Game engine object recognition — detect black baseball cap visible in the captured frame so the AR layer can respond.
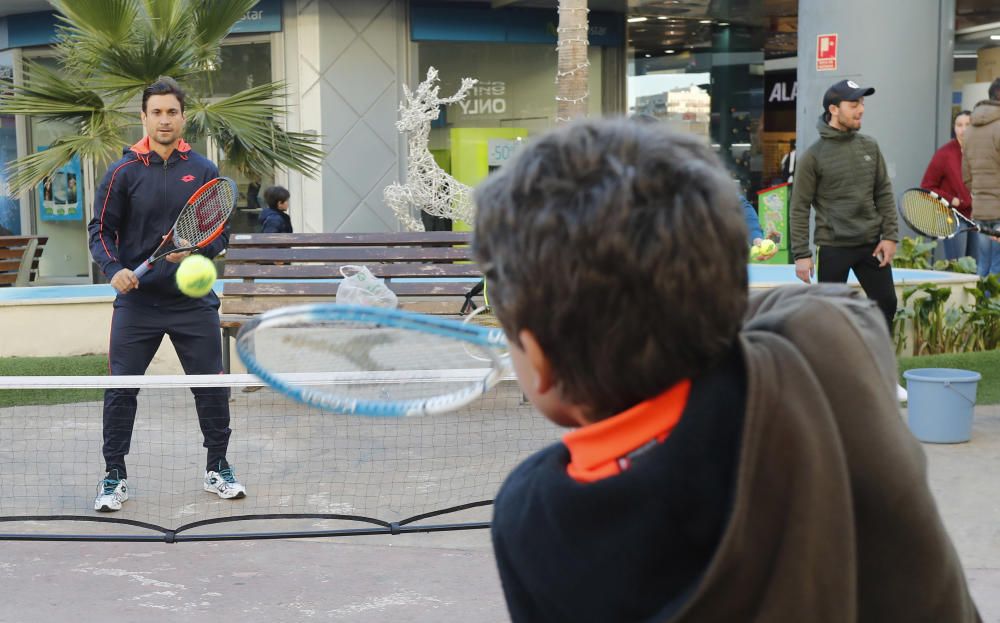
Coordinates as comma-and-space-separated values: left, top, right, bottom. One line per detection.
822, 79, 875, 110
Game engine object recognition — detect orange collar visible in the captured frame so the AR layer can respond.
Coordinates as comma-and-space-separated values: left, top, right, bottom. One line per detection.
564, 379, 691, 483
129, 136, 192, 156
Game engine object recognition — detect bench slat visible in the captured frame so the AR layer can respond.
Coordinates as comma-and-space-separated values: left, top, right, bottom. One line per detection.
223, 263, 481, 279
221, 299, 465, 316
229, 232, 471, 247
223, 281, 477, 297
224, 247, 473, 263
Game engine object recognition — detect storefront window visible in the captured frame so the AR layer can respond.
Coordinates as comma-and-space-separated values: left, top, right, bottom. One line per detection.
191, 39, 272, 98
415, 41, 604, 199
627, 17, 766, 198
192, 39, 275, 233
0, 50, 20, 236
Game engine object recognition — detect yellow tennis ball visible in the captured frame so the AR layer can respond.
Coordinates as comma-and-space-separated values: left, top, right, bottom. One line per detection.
759, 239, 777, 254
749, 244, 762, 259
176, 254, 217, 298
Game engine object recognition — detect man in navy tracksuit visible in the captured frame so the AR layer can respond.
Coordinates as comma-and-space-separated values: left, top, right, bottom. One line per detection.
87, 77, 246, 512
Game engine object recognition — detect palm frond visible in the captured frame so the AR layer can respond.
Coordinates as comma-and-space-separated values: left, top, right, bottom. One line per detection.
7, 0, 321, 189
139, 0, 189, 37
4, 120, 128, 196
190, 0, 259, 58
0, 60, 103, 122
50, 0, 142, 49
187, 84, 323, 178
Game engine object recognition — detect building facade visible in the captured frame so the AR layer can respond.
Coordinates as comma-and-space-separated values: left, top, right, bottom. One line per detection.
1, 0, 999, 282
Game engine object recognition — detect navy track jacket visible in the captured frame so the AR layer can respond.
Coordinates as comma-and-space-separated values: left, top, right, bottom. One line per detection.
88, 137, 227, 306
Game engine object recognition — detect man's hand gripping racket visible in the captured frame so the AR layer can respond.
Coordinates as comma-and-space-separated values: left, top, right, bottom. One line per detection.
118, 177, 237, 292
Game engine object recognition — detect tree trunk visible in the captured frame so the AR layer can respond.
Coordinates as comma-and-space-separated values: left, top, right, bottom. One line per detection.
556, 0, 590, 123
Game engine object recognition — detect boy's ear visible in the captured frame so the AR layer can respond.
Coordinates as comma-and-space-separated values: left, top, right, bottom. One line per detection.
518, 329, 555, 394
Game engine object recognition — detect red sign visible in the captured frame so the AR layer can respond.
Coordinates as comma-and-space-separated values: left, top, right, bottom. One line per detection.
817, 34, 838, 71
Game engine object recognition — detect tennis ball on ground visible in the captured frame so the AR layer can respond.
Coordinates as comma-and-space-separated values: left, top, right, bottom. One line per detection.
176, 254, 217, 297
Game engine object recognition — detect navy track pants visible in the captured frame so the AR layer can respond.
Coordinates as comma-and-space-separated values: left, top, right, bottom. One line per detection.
102, 301, 231, 478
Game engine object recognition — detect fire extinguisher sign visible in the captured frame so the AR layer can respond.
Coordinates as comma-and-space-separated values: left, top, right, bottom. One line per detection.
817, 34, 838, 71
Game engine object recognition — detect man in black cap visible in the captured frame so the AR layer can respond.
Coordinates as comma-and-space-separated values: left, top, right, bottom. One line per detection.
790, 79, 902, 399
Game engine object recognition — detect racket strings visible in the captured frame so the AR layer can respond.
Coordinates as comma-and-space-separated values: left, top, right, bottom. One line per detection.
245, 321, 498, 406
175, 181, 236, 244
900, 192, 957, 238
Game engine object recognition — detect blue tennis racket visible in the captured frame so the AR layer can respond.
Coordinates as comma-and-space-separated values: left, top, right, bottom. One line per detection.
236, 304, 511, 416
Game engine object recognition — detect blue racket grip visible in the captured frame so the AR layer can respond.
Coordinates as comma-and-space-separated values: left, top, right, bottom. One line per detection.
132, 261, 152, 279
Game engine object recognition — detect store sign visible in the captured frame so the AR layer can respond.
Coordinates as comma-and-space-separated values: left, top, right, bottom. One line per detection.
487, 138, 523, 167
816, 33, 838, 71
458, 81, 507, 116
766, 73, 797, 107
764, 70, 797, 132
231, 0, 283, 34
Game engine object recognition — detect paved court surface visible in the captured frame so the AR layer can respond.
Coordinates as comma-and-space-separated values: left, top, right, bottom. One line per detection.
0, 406, 998, 622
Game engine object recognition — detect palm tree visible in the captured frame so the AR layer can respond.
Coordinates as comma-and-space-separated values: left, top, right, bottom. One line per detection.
0, 0, 322, 196
555, 0, 590, 123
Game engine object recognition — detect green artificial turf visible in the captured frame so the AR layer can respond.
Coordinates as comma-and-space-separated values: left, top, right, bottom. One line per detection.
898, 350, 1000, 405
0, 355, 107, 407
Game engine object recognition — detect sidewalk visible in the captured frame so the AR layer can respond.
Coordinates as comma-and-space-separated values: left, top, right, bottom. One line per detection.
0, 407, 997, 623
925, 404, 1000, 622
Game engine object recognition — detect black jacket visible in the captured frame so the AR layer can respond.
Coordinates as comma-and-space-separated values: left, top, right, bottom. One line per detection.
258, 206, 293, 233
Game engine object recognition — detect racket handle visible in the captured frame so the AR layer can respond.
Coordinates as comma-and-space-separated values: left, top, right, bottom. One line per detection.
132, 262, 151, 279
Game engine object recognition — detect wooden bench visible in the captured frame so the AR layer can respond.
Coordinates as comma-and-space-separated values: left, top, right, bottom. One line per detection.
220, 231, 484, 372
0, 236, 47, 287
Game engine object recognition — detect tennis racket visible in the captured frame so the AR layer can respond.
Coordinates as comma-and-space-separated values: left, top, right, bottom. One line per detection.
131, 177, 237, 279
236, 304, 511, 417
898, 188, 1000, 239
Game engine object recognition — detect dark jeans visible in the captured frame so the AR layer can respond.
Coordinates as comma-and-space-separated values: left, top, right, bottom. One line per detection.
941, 230, 978, 263
103, 301, 231, 478
818, 243, 897, 334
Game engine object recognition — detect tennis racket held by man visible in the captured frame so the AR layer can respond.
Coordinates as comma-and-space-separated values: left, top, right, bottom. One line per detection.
898, 188, 1000, 240
130, 176, 237, 280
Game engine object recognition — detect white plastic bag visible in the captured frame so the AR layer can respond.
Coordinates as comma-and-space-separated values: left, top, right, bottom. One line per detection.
336, 265, 398, 308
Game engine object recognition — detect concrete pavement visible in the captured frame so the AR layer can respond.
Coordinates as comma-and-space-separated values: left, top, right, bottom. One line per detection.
0, 407, 997, 622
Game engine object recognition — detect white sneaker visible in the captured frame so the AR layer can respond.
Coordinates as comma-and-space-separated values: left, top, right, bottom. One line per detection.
897, 383, 908, 403
204, 466, 247, 499
94, 473, 129, 512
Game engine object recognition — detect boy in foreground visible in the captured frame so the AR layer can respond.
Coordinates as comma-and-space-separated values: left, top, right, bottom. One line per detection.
472, 118, 979, 622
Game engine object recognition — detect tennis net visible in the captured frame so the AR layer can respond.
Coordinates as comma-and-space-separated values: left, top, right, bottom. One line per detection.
0, 373, 559, 542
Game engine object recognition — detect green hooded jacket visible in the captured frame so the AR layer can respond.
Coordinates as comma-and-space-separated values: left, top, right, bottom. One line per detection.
790, 116, 899, 260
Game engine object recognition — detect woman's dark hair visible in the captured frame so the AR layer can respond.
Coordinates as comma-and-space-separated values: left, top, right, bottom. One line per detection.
952, 110, 972, 139
142, 76, 186, 113
473, 118, 749, 419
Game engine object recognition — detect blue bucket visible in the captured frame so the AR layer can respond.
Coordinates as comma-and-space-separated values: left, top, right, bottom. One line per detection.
902, 368, 981, 444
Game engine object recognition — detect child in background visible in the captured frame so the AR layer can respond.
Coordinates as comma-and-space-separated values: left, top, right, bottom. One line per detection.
258, 185, 293, 233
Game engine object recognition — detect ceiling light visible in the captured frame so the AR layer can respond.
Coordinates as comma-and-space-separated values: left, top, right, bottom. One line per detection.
665, 50, 677, 54
657, 16, 667, 20
628, 16, 648, 23
645, 53, 652, 58
991, 34, 1000, 40
699, 19, 713, 24
720, 22, 730, 26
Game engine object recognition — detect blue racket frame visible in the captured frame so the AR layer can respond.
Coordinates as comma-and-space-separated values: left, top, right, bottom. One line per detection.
236, 304, 510, 417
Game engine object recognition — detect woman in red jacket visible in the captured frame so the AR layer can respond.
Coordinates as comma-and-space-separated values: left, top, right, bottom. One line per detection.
921, 111, 974, 260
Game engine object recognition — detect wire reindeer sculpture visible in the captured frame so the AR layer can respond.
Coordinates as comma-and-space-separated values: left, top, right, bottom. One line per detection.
384, 67, 478, 231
